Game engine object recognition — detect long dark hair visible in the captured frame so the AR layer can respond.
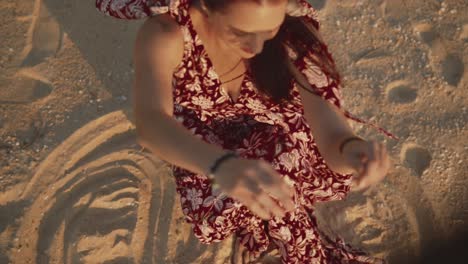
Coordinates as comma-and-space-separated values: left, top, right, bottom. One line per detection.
202, 0, 341, 105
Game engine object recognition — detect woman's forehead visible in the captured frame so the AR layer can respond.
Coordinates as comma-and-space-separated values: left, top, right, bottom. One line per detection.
221, 1, 287, 32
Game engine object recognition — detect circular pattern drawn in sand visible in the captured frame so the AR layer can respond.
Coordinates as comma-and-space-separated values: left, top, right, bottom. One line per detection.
0, 71, 53, 104
20, 1, 63, 67
9, 111, 232, 264
313, 184, 421, 262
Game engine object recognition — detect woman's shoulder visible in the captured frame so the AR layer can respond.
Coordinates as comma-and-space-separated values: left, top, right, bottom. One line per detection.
139, 13, 183, 40
135, 14, 185, 71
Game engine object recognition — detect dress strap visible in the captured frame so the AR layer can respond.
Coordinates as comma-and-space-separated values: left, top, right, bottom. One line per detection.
342, 110, 400, 140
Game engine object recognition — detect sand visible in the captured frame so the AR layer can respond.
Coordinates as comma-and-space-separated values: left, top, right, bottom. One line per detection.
0, 0, 466, 263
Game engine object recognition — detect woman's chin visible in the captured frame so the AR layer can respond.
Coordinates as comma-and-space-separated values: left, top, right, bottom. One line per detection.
239, 50, 257, 59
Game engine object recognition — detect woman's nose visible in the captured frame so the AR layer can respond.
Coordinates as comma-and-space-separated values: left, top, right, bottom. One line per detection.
247, 35, 264, 54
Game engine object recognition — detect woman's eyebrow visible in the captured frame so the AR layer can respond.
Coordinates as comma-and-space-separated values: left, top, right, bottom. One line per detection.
229, 24, 281, 34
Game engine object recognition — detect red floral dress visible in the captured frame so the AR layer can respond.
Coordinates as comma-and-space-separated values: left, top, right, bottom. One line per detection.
96, 0, 399, 263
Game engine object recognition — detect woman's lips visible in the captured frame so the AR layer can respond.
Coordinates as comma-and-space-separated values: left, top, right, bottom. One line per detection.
241, 47, 254, 54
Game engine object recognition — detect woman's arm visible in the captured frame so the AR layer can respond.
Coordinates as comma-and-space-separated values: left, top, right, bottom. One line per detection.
287, 59, 357, 175
288, 59, 392, 193
133, 15, 232, 176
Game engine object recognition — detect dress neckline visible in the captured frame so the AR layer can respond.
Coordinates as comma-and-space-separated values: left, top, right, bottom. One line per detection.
185, 4, 248, 105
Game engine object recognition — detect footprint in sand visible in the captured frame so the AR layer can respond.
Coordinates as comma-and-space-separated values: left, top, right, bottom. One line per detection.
6, 111, 231, 264
400, 142, 432, 177
0, 70, 53, 104
380, 0, 409, 26
19, 0, 62, 66
385, 80, 418, 104
440, 54, 464, 87
413, 23, 464, 87
352, 47, 393, 67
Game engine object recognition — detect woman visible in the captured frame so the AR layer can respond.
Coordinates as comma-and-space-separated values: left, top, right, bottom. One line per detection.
96, 0, 399, 263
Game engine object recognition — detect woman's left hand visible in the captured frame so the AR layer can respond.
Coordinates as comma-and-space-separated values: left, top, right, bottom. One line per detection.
341, 138, 392, 192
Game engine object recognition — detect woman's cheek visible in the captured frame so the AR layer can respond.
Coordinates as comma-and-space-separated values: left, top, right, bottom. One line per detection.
224, 33, 238, 42
226, 36, 242, 47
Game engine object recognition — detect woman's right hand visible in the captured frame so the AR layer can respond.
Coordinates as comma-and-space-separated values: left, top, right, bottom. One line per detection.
213, 157, 296, 220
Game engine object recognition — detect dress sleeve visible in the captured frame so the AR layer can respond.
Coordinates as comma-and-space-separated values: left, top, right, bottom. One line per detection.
95, 0, 153, 19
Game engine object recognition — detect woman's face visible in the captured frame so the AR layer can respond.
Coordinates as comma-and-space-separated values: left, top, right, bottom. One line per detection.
206, 0, 288, 58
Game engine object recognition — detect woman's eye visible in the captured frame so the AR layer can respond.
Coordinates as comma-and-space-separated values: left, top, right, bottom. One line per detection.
233, 31, 248, 37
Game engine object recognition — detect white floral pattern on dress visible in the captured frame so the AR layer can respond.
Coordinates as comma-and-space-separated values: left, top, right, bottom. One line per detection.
302, 56, 330, 88
186, 187, 203, 210
292, 131, 310, 142
191, 95, 214, 109
245, 98, 268, 113
279, 226, 292, 242
278, 148, 301, 173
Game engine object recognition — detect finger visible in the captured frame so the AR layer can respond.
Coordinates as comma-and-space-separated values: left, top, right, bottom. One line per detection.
242, 248, 250, 263
371, 143, 384, 180
383, 152, 392, 172
356, 155, 367, 176
245, 174, 288, 218
365, 155, 384, 187
364, 142, 380, 171
348, 152, 365, 175
247, 251, 254, 264
243, 247, 255, 264
360, 151, 369, 163
351, 178, 366, 192
356, 156, 370, 179
260, 168, 295, 211
379, 149, 391, 183
232, 236, 242, 264
377, 143, 385, 167
274, 180, 295, 212
356, 159, 373, 189
379, 144, 389, 175
363, 141, 374, 165
257, 190, 286, 218
351, 162, 364, 190
374, 141, 381, 163
369, 141, 377, 162
249, 200, 270, 220
351, 178, 359, 191
259, 172, 295, 211
382, 146, 392, 172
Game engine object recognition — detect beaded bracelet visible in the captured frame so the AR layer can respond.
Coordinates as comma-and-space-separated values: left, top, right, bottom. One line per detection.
207, 151, 239, 190
339, 136, 366, 154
